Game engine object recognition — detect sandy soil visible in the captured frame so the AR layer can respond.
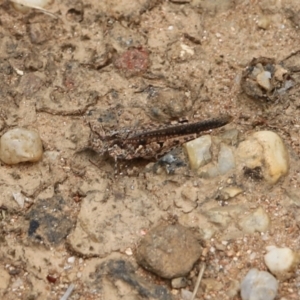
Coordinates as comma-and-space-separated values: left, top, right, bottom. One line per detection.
1, 0, 300, 299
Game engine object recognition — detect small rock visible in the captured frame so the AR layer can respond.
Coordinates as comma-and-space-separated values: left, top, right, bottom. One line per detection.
26, 196, 74, 246
226, 279, 240, 298
184, 135, 212, 170
114, 47, 149, 77
198, 162, 220, 178
264, 246, 300, 280
219, 186, 243, 200
274, 65, 288, 81
67, 256, 75, 264
92, 259, 173, 300
220, 129, 239, 145
136, 223, 202, 279
12, 191, 25, 208
202, 278, 223, 291
205, 205, 246, 228
171, 277, 188, 289
256, 71, 272, 90
239, 207, 270, 233
125, 248, 133, 256
236, 131, 289, 184
240, 268, 278, 300
257, 15, 271, 29
217, 143, 235, 175
0, 128, 43, 164
12, 0, 51, 13
181, 289, 193, 300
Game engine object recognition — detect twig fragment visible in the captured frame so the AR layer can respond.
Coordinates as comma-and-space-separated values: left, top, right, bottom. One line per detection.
190, 263, 206, 300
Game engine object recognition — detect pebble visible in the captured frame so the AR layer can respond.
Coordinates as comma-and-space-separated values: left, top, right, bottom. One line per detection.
217, 143, 235, 175
220, 128, 239, 145
125, 248, 133, 256
256, 71, 272, 90
219, 186, 243, 200
12, 0, 51, 13
12, 192, 25, 208
257, 15, 271, 30
239, 207, 270, 233
67, 256, 75, 264
184, 135, 212, 170
171, 277, 188, 289
136, 223, 202, 279
274, 65, 288, 81
240, 268, 278, 300
181, 289, 193, 300
0, 128, 43, 164
264, 246, 300, 280
198, 162, 220, 178
236, 131, 289, 184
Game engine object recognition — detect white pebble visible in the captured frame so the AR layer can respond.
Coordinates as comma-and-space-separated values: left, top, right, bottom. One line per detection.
125, 248, 133, 256
67, 256, 75, 264
0, 128, 43, 164
264, 246, 300, 279
240, 268, 278, 300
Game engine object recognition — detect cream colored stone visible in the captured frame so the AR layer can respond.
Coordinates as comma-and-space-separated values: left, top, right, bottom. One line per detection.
12, 0, 52, 13
256, 71, 272, 90
274, 65, 288, 81
220, 186, 243, 199
239, 207, 270, 233
236, 131, 289, 184
0, 128, 43, 164
264, 246, 300, 280
184, 135, 212, 170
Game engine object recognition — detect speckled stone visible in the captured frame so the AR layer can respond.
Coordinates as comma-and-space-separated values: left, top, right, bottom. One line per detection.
136, 223, 202, 279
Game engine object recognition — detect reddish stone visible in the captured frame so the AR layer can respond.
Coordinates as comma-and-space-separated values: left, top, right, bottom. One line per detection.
114, 47, 149, 77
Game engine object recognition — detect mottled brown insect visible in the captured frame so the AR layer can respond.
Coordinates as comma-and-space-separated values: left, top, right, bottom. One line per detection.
88, 115, 233, 163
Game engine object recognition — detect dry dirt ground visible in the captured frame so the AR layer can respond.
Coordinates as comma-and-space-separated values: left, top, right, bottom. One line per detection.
1, 0, 300, 299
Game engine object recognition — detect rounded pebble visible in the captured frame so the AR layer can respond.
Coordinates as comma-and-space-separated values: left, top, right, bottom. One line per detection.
136, 223, 202, 279
171, 277, 188, 289
67, 256, 75, 264
264, 246, 300, 280
240, 268, 278, 300
0, 128, 43, 164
